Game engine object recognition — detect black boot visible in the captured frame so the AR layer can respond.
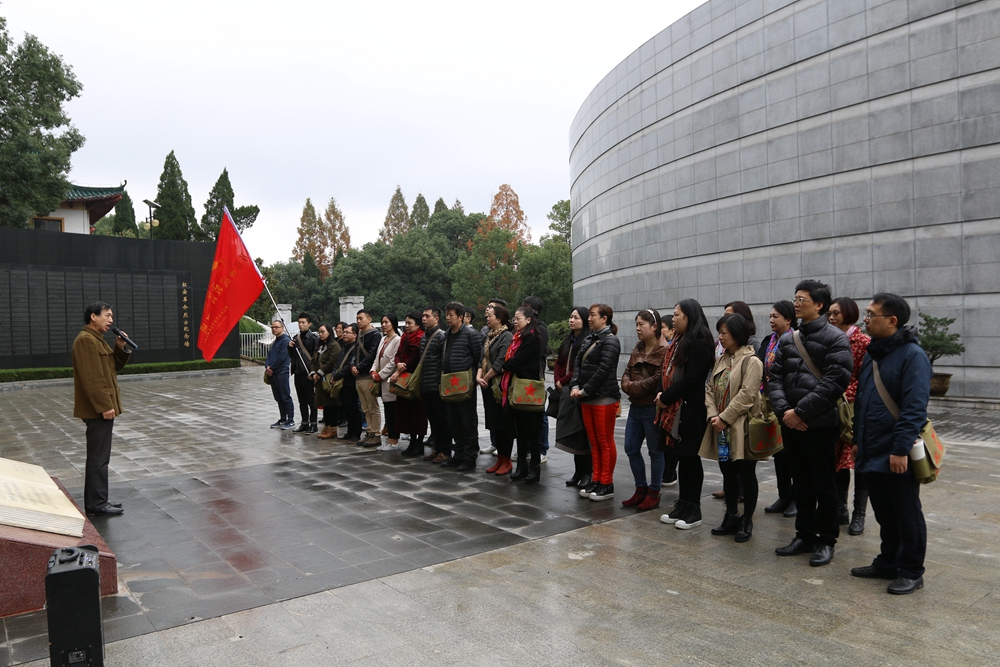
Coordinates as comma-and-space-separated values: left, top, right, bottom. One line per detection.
525, 465, 541, 484
401, 437, 423, 457
510, 457, 529, 481
565, 472, 582, 487
711, 513, 742, 535
838, 503, 850, 526
308, 422, 319, 434
764, 497, 791, 514
575, 473, 592, 489
735, 516, 754, 543
849, 509, 866, 535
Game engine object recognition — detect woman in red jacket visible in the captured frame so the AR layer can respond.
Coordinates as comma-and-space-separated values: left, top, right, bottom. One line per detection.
388, 311, 427, 457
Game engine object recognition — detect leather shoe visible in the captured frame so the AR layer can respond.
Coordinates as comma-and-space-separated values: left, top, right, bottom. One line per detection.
887, 576, 924, 595
764, 497, 792, 514
851, 564, 898, 579
809, 545, 834, 567
107, 502, 123, 508
86, 505, 124, 517
440, 458, 461, 468
783, 501, 798, 517
455, 461, 476, 472
775, 537, 815, 556
431, 453, 449, 463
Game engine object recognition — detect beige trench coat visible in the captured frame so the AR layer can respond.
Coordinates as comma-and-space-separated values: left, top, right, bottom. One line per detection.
698, 346, 763, 461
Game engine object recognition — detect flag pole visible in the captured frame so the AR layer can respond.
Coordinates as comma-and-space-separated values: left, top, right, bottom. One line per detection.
260, 273, 310, 372
226, 205, 309, 372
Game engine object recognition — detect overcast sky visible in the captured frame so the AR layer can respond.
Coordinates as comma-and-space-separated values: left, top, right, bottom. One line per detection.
5, 0, 704, 264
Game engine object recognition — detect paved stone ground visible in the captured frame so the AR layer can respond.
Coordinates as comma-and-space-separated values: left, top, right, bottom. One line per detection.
1, 371, 998, 666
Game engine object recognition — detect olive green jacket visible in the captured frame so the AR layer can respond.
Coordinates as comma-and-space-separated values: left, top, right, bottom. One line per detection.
72, 326, 131, 419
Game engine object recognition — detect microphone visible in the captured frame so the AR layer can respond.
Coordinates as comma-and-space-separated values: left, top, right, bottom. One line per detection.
110, 326, 139, 351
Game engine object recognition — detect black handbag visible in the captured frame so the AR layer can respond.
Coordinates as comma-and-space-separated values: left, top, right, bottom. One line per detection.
545, 386, 560, 417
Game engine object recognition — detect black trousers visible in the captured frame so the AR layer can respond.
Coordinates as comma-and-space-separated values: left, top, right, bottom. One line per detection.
447, 393, 479, 464
782, 425, 840, 546
294, 374, 317, 424
772, 449, 795, 500
864, 471, 927, 578
512, 410, 542, 466
322, 404, 340, 427
424, 393, 452, 457
340, 383, 363, 438
720, 459, 758, 517
83, 417, 114, 512
384, 401, 399, 440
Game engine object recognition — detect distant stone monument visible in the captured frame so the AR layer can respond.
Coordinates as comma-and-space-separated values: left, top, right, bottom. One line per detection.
273, 304, 292, 330
340, 296, 364, 325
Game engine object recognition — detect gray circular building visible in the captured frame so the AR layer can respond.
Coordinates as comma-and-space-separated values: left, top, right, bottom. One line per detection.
569, 0, 1000, 399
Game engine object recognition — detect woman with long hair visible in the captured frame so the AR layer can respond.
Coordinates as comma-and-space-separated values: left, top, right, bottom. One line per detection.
701, 314, 765, 542
657, 299, 716, 529
571, 304, 622, 502
477, 304, 514, 476
388, 311, 427, 457
502, 306, 545, 483
759, 300, 797, 516
372, 314, 401, 451
310, 323, 342, 440
620, 309, 668, 510
554, 306, 591, 488
827, 296, 871, 535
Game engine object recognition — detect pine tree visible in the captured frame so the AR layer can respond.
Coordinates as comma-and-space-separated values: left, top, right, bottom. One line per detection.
292, 198, 322, 266
452, 199, 465, 214
321, 196, 351, 277
488, 184, 530, 245
198, 168, 260, 241
155, 150, 197, 240
378, 185, 410, 245
433, 197, 449, 216
545, 199, 571, 244
410, 193, 430, 228
112, 190, 137, 236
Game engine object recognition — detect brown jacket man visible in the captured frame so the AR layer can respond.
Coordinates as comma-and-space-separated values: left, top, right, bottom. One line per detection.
72, 302, 131, 515
73, 326, 130, 419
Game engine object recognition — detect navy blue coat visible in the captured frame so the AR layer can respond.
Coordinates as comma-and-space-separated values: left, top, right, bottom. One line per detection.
266, 333, 290, 374
853, 327, 932, 474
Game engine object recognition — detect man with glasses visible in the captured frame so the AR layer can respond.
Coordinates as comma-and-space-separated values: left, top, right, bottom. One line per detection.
266, 320, 295, 429
768, 280, 853, 566
850, 294, 931, 595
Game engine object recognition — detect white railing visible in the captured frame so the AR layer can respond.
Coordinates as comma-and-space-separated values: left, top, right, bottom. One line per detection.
240, 332, 273, 359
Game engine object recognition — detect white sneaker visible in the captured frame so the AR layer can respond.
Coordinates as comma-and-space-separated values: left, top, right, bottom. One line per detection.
540, 454, 548, 463
510, 451, 517, 461
377, 442, 399, 451
480, 445, 497, 455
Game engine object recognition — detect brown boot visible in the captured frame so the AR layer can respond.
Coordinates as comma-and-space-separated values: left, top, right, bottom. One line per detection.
621, 486, 649, 508
317, 426, 335, 440
494, 456, 512, 476
485, 457, 502, 474
636, 489, 661, 511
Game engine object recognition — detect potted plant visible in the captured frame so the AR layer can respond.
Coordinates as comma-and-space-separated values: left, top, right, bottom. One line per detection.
917, 313, 966, 396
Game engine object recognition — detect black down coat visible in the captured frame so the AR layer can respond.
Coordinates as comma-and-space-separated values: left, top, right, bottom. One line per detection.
767, 315, 853, 429
571, 327, 622, 401
418, 326, 447, 396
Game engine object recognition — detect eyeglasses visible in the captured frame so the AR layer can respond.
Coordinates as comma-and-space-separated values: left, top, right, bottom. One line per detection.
792, 297, 813, 304
863, 312, 889, 320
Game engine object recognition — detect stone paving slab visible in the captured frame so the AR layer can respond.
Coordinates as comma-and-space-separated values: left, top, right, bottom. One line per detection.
1, 373, 998, 666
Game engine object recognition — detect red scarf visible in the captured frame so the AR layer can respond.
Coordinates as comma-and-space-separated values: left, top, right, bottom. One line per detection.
500, 330, 524, 407
654, 332, 682, 441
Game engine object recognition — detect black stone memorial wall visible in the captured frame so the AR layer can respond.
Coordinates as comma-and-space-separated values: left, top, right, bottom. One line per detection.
0, 227, 239, 369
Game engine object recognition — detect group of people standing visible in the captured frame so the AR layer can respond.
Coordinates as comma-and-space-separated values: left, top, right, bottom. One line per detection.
264, 280, 933, 596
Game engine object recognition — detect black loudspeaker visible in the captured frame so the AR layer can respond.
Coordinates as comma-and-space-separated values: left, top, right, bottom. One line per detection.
45, 546, 104, 667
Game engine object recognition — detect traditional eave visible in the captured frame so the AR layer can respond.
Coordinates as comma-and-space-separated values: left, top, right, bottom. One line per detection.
62, 183, 126, 224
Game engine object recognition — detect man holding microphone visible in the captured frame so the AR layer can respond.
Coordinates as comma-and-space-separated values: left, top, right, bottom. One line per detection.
72, 302, 132, 517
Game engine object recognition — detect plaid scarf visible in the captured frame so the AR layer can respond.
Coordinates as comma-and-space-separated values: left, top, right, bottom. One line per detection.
500, 329, 524, 407
654, 332, 682, 442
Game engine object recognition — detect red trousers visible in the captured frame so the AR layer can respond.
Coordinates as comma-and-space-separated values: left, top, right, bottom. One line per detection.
581, 402, 618, 485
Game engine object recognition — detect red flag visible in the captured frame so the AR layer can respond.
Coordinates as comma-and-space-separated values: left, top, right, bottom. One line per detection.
198, 208, 265, 361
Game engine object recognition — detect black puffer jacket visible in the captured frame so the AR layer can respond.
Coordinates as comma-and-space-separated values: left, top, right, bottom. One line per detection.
442, 326, 483, 374
418, 326, 447, 395
571, 327, 621, 401
768, 315, 853, 428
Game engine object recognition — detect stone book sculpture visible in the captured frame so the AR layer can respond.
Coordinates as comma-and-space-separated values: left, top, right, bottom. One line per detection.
0, 458, 85, 538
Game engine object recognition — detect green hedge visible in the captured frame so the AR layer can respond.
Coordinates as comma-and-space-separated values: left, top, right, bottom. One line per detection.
0, 359, 241, 383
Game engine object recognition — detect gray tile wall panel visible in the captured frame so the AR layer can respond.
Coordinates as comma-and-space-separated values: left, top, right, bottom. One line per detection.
569, 0, 1000, 396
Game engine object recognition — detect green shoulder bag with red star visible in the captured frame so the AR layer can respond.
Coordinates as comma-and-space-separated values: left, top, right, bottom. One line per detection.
439, 335, 475, 402
508, 376, 546, 412
747, 396, 783, 460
